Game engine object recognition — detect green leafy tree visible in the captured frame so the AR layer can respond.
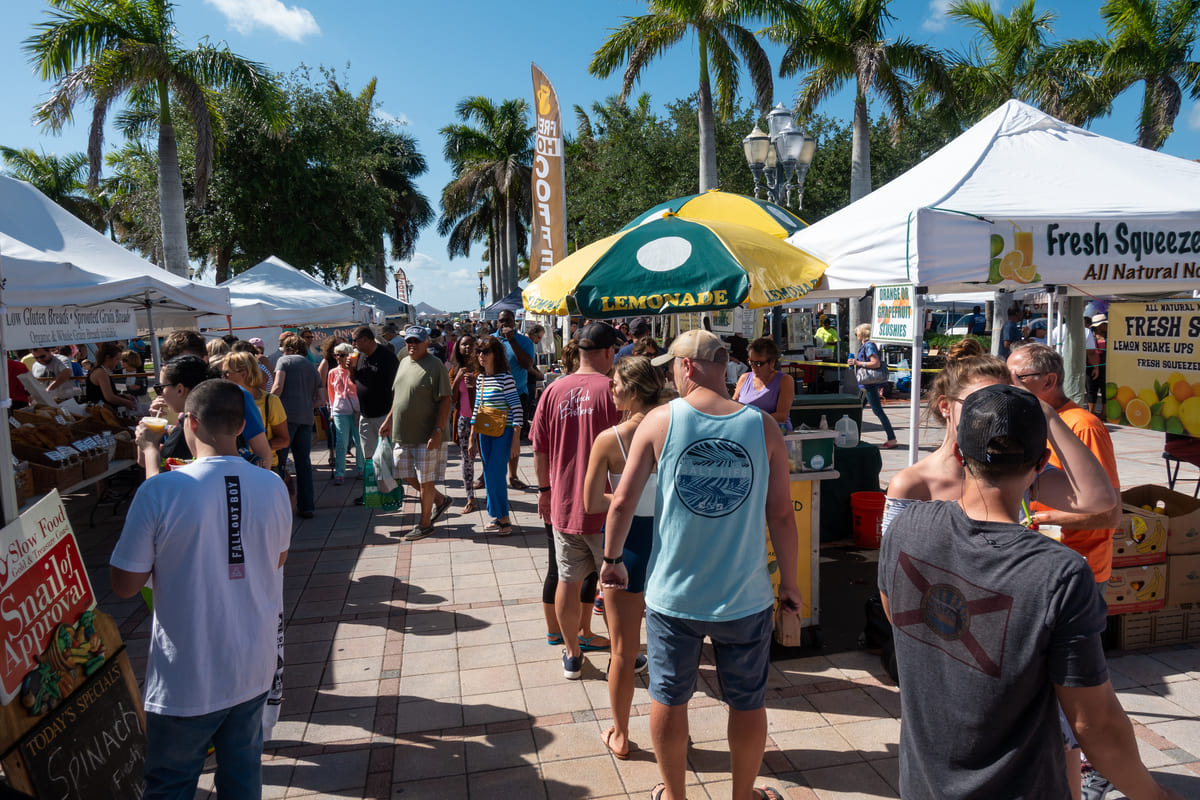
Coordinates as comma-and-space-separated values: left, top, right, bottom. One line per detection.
24, 0, 286, 277
1095, 0, 1200, 149
589, 0, 788, 193
439, 97, 533, 301
768, 0, 949, 201
0, 145, 104, 231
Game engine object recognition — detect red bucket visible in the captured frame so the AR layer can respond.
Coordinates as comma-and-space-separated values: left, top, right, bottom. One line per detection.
851, 491, 887, 548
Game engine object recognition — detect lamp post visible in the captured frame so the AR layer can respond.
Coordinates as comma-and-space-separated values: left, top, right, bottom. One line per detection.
742, 103, 816, 209
478, 270, 487, 313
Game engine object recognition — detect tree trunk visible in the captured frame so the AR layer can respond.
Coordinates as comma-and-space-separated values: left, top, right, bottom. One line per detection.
697, 33, 718, 193
850, 94, 872, 202
214, 243, 233, 285
157, 123, 191, 277
367, 238, 387, 290
504, 194, 518, 299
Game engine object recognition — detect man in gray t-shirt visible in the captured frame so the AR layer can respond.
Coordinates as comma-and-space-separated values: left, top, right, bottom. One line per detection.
272, 335, 321, 517
880, 385, 1178, 800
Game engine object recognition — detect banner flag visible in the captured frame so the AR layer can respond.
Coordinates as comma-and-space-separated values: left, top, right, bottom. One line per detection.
531, 63, 566, 282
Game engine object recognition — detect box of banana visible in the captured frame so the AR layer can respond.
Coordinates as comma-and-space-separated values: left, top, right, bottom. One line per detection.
1114, 505, 1169, 566
1105, 563, 1167, 615
1122, 485, 1200, 556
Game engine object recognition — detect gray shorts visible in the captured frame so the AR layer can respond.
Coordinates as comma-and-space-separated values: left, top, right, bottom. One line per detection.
553, 528, 604, 583
393, 442, 446, 484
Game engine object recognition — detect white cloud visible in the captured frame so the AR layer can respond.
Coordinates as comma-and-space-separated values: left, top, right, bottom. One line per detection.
922, 0, 953, 32
396, 254, 484, 311
1188, 103, 1200, 131
205, 0, 320, 42
374, 108, 410, 127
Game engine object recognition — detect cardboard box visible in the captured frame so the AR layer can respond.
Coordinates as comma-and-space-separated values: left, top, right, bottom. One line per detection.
1121, 485, 1200, 555
1105, 563, 1167, 615
1113, 505, 1169, 566
1167, 554, 1200, 608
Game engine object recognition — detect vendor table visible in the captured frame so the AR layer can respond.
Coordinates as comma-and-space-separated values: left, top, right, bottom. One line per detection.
790, 393, 863, 431
769, 469, 837, 647
20, 459, 138, 525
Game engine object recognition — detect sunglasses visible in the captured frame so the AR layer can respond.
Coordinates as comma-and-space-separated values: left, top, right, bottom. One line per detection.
153, 382, 179, 393
749, 360, 770, 367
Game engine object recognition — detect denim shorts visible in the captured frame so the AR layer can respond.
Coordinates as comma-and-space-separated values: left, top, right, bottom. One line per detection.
644, 605, 773, 711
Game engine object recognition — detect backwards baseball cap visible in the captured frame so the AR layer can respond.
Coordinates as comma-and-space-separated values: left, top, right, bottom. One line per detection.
651, 329, 728, 367
248, 337, 264, 349
957, 384, 1047, 466
577, 322, 618, 351
403, 325, 430, 342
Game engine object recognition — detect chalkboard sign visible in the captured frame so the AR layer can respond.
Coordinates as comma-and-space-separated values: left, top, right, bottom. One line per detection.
15, 657, 144, 799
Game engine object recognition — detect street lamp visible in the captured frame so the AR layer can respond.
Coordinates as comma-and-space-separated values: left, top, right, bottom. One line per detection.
742, 103, 816, 208
478, 270, 487, 312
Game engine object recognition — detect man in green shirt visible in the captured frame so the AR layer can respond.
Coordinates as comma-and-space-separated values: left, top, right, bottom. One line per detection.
814, 315, 838, 346
380, 326, 454, 541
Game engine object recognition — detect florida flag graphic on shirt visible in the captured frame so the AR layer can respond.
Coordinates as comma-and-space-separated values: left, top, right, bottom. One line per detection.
889, 551, 1014, 678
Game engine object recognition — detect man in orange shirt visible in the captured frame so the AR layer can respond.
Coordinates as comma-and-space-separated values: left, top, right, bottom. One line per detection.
1008, 342, 1122, 800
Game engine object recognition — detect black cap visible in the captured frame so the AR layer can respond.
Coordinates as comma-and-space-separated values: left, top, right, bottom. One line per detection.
577, 322, 618, 351
957, 385, 1047, 466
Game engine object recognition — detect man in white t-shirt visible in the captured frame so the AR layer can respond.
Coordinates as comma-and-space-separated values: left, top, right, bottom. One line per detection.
29, 347, 77, 401
110, 379, 290, 799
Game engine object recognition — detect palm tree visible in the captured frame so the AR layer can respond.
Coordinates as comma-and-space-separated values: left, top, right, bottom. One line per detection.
24, 0, 286, 277
589, 0, 785, 192
768, 0, 948, 201
0, 145, 104, 231
1093, 0, 1200, 150
438, 97, 533, 300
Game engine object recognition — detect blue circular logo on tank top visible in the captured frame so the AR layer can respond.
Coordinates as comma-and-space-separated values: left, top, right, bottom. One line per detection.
673, 438, 754, 518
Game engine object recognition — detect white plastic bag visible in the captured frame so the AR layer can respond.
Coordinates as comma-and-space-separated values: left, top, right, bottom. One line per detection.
373, 437, 398, 493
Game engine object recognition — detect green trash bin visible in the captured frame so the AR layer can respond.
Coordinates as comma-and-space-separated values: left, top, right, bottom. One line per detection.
790, 393, 862, 432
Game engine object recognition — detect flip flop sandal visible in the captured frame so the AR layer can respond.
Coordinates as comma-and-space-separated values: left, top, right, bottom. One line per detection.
462, 499, 477, 514
649, 783, 671, 800
546, 632, 564, 646
753, 788, 783, 800
578, 634, 610, 651
602, 726, 632, 760
494, 524, 513, 537
509, 477, 529, 490
484, 519, 504, 531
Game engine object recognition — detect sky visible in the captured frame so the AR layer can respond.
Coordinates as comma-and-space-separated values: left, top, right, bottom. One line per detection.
2, 0, 1198, 314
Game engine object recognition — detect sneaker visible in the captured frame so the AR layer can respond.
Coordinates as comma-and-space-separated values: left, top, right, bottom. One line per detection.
332, 476, 344, 486
1080, 768, 1113, 800
634, 654, 648, 674
562, 649, 582, 680
404, 525, 435, 542
593, 596, 605, 615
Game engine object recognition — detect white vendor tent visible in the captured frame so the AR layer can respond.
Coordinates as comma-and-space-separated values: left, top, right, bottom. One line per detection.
789, 100, 1200, 297
341, 282, 411, 320
0, 174, 232, 327
196, 256, 379, 330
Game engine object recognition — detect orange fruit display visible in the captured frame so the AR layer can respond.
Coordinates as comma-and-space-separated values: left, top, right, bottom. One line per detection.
1125, 398, 1152, 428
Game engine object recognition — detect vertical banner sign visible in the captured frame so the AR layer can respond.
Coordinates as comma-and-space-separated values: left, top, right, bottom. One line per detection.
0, 492, 97, 704
871, 284, 916, 343
531, 63, 566, 282
1106, 301, 1200, 435
394, 267, 409, 303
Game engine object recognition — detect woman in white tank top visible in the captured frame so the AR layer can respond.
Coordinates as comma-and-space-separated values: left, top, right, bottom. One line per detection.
583, 356, 667, 760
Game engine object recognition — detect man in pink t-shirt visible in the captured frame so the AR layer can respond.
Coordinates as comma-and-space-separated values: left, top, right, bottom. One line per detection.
533, 322, 621, 679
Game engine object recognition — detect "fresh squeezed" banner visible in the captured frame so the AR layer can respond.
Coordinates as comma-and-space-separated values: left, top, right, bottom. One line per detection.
1104, 301, 1200, 436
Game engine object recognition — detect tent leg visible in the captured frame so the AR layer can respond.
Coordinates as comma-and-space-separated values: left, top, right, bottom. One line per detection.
0, 257, 19, 523
908, 290, 925, 466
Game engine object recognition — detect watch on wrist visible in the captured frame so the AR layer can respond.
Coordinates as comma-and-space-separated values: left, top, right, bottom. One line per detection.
539, 486, 551, 493
603, 555, 623, 565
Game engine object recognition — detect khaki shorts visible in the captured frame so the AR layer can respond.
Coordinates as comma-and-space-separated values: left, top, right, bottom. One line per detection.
393, 442, 447, 484
553, 528, 604, 583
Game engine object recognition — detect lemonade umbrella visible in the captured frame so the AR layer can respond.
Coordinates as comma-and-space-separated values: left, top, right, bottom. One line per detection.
522, 212, 826, 318
621, 189, 807, 240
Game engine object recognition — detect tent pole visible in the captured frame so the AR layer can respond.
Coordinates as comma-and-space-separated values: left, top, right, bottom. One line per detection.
0, 253, 20, 524
145, 296, 163, 377
908, 289, 925, 466
228, 315, 234, 335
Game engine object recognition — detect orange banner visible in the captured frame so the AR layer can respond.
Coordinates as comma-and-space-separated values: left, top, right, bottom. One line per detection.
530, 63, 566, 282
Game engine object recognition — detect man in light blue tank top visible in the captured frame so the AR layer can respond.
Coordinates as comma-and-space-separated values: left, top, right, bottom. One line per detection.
600, 329, 802, 800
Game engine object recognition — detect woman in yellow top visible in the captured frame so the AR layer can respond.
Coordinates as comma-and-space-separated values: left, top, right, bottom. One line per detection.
222, 351, 290, 467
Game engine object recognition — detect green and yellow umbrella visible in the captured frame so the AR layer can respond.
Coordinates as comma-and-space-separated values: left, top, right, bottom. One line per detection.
621, 189, 808, 239
523, 212, 826, 319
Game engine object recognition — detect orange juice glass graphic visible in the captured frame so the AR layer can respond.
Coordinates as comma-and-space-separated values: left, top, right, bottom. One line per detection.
1014, 231, 1033, 264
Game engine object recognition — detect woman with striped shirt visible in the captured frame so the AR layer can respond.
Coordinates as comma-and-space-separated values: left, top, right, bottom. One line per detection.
469, 336, 523, 536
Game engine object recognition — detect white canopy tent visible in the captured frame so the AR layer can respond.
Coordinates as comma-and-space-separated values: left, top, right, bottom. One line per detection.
786, 100, 1200, 461
195, 256, 379, 330
0, 174, 235, 523
0, 174, 232, 330
789, 100, 1200, 297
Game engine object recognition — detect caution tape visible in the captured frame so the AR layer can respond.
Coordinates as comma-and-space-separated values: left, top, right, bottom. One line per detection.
784, 360, 944, 374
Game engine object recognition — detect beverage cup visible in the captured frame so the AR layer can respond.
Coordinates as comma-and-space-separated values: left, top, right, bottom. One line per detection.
142, 416, 169, 441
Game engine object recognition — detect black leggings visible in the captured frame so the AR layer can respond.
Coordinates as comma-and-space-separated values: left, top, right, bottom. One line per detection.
542, 523, 598, 605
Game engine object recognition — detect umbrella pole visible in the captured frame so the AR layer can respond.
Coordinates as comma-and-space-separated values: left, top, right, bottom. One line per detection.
146, 296, 163, 376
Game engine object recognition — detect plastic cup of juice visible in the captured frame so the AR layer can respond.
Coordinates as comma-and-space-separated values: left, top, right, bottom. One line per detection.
1014, 230, 1033, 263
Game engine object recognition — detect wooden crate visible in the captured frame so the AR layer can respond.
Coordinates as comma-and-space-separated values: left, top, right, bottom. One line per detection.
1110, 608, 1191, 650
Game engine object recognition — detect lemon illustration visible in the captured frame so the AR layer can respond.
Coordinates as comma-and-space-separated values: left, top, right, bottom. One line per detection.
1138, 388, 1159, 408
1125, 398, 1152, 428
1160, 395, 1181, 420
1180, 396, 1200, 435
